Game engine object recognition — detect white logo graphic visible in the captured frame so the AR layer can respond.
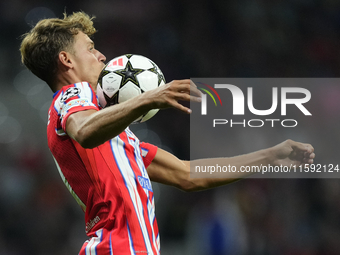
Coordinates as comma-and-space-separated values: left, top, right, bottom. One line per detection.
60, 87, 81, 102
199, 83, 312, 128
201, 85, 311, 116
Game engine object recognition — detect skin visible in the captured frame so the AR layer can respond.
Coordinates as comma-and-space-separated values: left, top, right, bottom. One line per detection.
56, 31, 106, 92
56, 31, 315, 192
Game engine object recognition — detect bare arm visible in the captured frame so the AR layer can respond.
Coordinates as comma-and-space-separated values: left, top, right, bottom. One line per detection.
65, 79, 201, 148
147, 139, 315, 192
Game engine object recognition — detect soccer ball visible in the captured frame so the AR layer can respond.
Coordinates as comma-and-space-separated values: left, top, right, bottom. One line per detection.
97, 54, 166, 123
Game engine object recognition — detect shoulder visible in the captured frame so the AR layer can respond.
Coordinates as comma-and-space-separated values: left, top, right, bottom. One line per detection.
57, 82, 96, 102
53, 82, 98, 109
51, 82, 99, 127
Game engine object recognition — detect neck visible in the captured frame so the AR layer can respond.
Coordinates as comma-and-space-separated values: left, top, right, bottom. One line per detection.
54, 72, 82, 92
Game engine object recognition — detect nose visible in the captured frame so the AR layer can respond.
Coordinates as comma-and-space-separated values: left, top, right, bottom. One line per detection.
96, 50, 106, 63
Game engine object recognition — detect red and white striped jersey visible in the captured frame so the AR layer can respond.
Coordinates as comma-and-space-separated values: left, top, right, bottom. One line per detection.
47, 82, 160, 255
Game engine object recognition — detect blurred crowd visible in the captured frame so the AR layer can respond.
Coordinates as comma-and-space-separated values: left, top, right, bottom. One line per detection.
1, 0, 340, 254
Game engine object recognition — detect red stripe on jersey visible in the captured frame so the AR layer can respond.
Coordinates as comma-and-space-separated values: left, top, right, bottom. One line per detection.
140, 142, 157, 169
72, 141, 103, 196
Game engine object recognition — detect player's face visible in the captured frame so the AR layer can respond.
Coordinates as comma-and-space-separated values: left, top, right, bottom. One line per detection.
70, 31, 106, 91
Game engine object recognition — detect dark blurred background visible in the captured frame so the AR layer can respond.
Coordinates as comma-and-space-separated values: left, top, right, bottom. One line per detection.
1, 0, 340, 254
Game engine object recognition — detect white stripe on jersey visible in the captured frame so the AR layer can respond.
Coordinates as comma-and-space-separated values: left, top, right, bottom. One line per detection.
52, 156, 86, 212
85, 238, 95, 255
147, 196, 159, 254
74, 82, 94, 100
156, 233, 160, 253
125, 128, 150, 183
109, 231, 114, 255
85, 229, 103, 255
110, 134, 154, 254
125, 128, 158, 253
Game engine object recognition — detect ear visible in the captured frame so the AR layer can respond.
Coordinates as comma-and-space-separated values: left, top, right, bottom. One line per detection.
58, 51, 73, 69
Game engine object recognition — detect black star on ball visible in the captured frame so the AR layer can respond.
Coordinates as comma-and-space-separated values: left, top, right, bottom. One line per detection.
104, 92, 119, 106
115, 61, 144, 88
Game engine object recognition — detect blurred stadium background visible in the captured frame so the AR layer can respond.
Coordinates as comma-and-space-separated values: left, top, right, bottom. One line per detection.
1, 0, 340, 254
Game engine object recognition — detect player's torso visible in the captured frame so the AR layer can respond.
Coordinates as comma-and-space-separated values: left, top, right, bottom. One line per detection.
94, 128, 159, 252
47, 83, 159, 253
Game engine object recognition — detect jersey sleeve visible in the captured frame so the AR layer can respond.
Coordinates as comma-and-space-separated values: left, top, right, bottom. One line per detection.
140, 142, 158, 168
54, 82, 99, 131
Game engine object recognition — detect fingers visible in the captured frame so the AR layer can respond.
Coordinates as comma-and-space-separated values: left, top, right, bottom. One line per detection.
304, 151, 315, 159
301, 145, 315, 164
301, 153, 314, 164
289, 139, 315, 164
302, 151, 315, 164
170, 80, 202, 98
174, 103, 192, 114
289, 139, 314, 152
161, 80, 201, 113
172, 91, 201, 103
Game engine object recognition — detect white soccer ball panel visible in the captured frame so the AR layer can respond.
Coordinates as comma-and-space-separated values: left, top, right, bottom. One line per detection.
119, 82, 141, 103
105, 55, 129, 72
130, 55, 153, 69
137, 71, 159, 91
102, 72, 122, 98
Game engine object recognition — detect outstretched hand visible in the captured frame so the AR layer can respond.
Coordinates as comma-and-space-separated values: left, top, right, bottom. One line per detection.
143, 79, 202, 114
270, 139, 315, 167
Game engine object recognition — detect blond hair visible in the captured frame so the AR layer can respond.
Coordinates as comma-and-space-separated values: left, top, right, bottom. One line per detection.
20, 12, 96, 90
